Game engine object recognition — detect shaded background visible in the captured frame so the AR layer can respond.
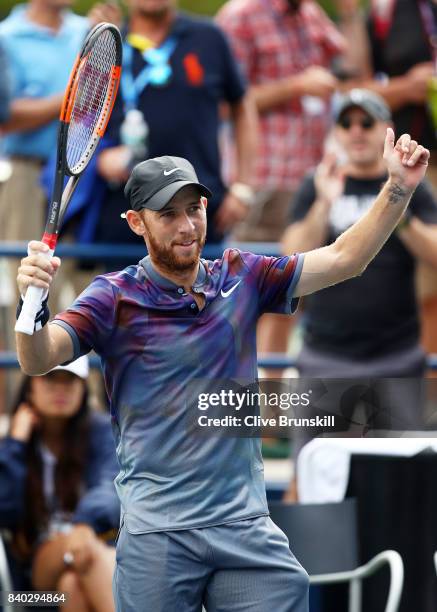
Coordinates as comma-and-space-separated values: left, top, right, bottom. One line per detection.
0, 0, 339, 20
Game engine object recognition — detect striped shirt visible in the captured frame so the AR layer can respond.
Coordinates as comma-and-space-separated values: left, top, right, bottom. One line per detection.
217, 0, 345, 189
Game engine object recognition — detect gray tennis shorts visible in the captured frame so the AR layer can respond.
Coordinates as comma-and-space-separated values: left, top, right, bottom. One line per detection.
113, 514, 309, 612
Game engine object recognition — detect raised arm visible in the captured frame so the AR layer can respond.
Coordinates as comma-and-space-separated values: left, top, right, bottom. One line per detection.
15, 241, 74, 375
293, 129, 430, 297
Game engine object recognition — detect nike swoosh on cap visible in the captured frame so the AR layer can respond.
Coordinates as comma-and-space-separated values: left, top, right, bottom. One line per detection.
163, 168, 180, 176
221, 280, 241, 298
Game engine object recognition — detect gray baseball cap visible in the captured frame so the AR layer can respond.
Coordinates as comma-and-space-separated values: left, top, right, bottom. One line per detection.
334, 89, 391, 123
124, 156, 212, 212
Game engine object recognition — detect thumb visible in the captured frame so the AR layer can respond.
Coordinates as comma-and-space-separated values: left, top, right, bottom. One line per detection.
384, 127, 395, 158
27, 240, 50, 257
51, 256, 61, 271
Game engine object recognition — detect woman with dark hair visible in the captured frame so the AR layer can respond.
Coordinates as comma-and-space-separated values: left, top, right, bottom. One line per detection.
0, 357, 120, 611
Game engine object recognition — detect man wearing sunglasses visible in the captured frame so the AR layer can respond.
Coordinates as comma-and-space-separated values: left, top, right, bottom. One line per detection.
282, 88, 437, 476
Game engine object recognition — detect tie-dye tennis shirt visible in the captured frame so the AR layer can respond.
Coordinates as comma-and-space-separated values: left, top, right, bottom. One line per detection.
53, 249, 304, 533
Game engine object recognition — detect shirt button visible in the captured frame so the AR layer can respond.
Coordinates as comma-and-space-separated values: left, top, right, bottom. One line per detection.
190, 303, 197, 309
177, 288, 184, 294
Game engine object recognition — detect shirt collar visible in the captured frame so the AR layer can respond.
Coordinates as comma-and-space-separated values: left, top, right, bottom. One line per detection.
121, 11, 191, 41
140, 255, 207, 292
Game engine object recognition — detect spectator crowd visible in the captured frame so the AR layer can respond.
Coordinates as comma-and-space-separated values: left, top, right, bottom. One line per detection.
2, 0, 437, 605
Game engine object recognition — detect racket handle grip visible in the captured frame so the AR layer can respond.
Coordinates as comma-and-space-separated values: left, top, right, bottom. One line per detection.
15, 248, 53, 336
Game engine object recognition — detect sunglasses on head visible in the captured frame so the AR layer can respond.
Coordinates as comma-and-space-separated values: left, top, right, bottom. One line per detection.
338, 116, 376, 130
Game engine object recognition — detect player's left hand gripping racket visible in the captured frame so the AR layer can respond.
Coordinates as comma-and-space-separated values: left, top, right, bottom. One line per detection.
15, 22, 122, 335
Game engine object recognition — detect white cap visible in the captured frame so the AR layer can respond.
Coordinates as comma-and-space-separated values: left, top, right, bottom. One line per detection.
51, 356, 89, 380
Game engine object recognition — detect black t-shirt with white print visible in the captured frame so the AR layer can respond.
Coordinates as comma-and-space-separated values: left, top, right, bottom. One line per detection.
289, 173, 437, 358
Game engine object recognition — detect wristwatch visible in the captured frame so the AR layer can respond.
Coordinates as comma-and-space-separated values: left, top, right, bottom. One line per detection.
229, 182, 256, 207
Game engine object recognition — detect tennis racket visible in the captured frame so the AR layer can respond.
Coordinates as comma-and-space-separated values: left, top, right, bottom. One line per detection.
16, 22, 122, 335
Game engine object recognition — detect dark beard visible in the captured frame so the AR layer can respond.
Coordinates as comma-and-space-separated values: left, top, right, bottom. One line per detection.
146, 228, 206, 273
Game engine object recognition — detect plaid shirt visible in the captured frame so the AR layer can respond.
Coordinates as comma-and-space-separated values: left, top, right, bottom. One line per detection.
217, 0, 345, 189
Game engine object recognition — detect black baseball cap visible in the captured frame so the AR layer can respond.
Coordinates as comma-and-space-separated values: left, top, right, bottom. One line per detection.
333, 89, 391, 123
124, 156, 212, 212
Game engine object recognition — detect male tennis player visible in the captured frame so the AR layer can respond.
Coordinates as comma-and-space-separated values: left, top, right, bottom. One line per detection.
16, 128, 428, 612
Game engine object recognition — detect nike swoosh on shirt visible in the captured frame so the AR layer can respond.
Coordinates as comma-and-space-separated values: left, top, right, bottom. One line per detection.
221, 280, 241, 298
163, 168, 180, 176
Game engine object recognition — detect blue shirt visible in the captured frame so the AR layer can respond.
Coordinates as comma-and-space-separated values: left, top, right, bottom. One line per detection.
0, 41, 11, 123
100, 13, 246, 245
0, 6, 89, 159
0, 411, 120, 534
53, 249, 304, 533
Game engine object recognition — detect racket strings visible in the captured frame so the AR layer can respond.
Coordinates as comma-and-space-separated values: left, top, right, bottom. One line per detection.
67, 30, 118, 174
